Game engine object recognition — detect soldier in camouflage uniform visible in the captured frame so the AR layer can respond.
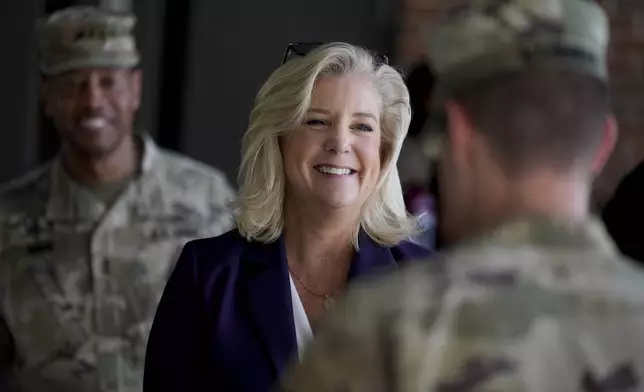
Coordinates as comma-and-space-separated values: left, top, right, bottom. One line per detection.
278, 0, 644, 391
0, 6, 235, 392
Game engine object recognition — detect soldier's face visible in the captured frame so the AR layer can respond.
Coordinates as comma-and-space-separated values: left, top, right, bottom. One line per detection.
43, 68, 142, 158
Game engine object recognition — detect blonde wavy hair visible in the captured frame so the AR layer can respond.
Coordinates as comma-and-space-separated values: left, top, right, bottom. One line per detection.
234, 42, 417, 248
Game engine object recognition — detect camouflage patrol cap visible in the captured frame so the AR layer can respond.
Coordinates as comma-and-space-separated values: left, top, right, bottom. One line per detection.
419, 0, 610, 159
37, 6, 140, 75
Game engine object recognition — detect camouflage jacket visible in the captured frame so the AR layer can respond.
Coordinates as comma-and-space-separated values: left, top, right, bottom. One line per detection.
0, 135, 235, 392
279, 216, 644, 392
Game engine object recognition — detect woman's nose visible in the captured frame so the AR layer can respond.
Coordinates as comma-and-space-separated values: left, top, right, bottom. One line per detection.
323, 125, 351, 154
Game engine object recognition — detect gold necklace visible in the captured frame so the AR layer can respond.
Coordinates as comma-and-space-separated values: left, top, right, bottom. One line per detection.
289, 268, 345, 310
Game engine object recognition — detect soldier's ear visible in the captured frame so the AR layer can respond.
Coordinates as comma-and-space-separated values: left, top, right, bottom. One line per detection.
591, 114, 618, 176
445, 100, 477, 168
129, 69, 143, 110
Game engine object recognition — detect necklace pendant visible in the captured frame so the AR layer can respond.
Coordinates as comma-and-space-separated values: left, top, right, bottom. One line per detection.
323, 295, 335, 310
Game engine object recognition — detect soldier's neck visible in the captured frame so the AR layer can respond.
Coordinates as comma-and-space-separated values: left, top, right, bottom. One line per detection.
62, 136, 141, 186
482, 171, 591, 234
509, 170, 590, 220
448, 171, 591, 247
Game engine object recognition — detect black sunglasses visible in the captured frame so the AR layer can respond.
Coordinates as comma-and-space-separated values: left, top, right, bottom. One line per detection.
280, 42, 389, 66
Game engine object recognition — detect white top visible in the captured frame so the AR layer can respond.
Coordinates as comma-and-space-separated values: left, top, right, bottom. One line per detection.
289, 274, 313, 359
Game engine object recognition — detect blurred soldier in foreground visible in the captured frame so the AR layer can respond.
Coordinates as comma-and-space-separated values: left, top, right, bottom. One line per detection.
0, 6, 234, 392
278, 0, 644, 391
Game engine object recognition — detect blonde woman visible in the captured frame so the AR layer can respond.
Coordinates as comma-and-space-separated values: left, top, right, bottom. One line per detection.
143, 42, 431, 392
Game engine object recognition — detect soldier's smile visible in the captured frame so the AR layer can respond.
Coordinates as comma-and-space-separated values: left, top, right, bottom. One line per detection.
79, 116, 109, 131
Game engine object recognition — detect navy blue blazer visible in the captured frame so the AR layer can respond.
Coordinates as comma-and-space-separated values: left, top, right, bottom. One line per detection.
143, 229, 430, 392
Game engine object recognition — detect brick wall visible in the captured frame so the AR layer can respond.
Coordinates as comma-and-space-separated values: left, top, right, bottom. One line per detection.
396, 0, 644, 206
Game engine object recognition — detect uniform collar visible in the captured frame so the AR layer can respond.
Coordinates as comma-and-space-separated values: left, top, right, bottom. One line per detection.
475, 215, 615, 253
449, 214, 619, 266
45, 133, 161, 221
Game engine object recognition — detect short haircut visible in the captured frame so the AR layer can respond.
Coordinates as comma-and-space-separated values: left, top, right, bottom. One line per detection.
234, 42, 417, 248
452, 69, 609, 174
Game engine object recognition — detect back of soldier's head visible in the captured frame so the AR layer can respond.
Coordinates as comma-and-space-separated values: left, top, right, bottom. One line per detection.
423, 0, 612, 175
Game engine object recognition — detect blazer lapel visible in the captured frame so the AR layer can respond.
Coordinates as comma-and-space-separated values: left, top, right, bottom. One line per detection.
242, 237, 297, 376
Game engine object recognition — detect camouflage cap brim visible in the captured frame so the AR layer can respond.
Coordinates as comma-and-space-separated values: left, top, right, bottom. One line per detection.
40, 54, 140, 75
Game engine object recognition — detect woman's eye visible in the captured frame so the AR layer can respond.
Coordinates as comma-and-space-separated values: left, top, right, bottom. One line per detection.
354, 124, 374, 132
305, 119, 327, 127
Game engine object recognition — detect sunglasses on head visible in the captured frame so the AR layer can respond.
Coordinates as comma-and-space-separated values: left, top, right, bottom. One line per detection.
280, 42, 389, 67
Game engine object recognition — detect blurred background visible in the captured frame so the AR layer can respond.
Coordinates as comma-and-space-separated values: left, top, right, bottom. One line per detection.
1, 0, 643, 206
1, 0, 398, 188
